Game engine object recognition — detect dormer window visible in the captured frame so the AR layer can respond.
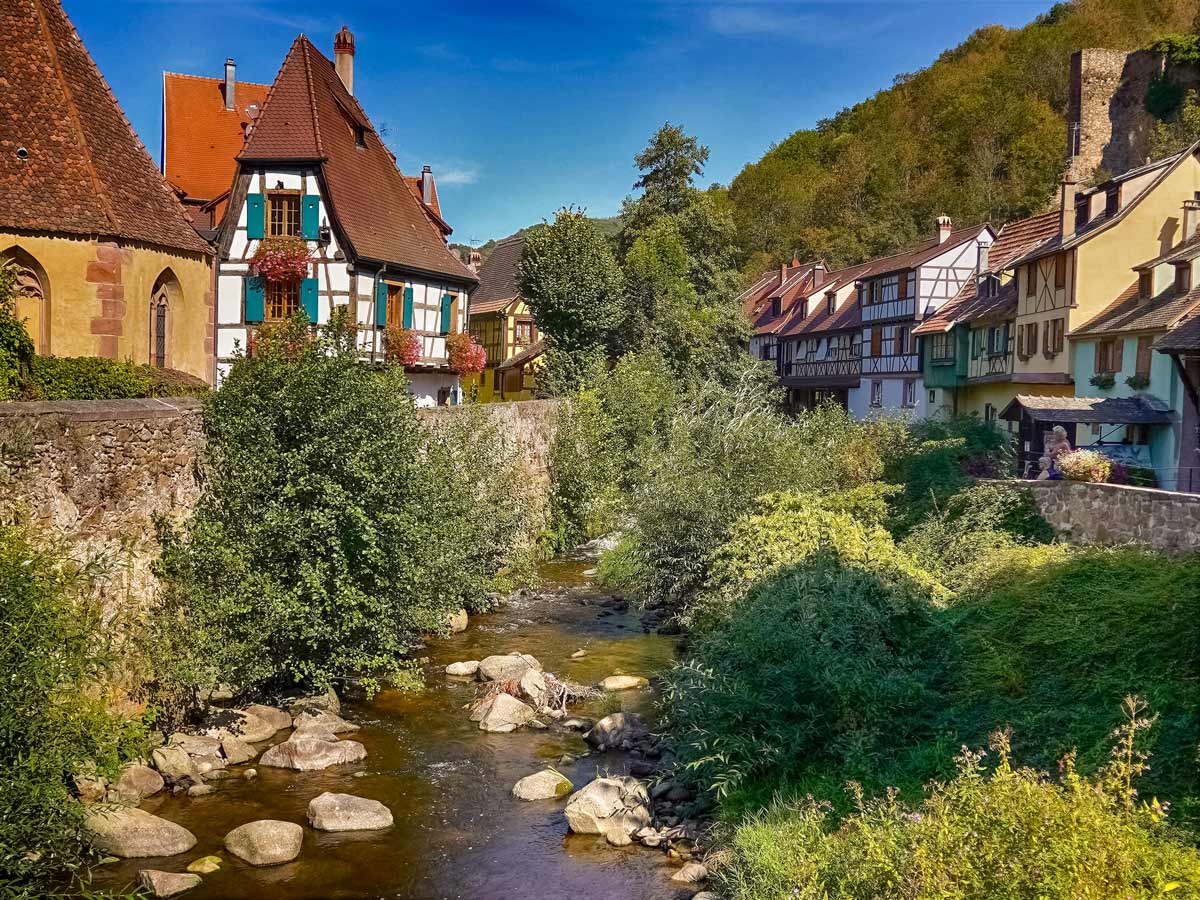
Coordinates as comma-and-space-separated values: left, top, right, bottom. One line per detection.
1175, 263, 1192, 294
980, 274, 999, 298
354, 124, 367, 148
826, 291, 835, 316
771, 297, 781, 317
1075, 195, 1090, 230
1105, 185, 1121, 218
1139, 270, 1153, 299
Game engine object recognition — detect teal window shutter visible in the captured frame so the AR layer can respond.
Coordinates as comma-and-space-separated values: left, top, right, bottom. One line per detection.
302, 196, 320, 240
246, 193, 264, 240
402, 287, 414, 329
439, 293, 453, 334
375, 280, 388, 328
449, 388, 459, 406
245, 276, 265, 323
301, 278, 319, 322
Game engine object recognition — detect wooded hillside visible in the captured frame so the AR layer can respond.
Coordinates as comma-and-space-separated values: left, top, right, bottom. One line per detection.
729, 0, 1200, 273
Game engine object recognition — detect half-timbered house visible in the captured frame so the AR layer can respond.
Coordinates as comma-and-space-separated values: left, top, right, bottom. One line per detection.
465, 234, 544, 401
212, 29, 478, 404
742, 258, 821, 366
850, 217, 994, 419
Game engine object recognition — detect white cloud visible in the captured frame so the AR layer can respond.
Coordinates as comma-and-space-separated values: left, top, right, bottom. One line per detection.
435, 167, 479, 186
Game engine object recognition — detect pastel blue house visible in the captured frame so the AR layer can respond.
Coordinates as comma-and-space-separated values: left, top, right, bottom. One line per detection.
1070, 219, 1200, 489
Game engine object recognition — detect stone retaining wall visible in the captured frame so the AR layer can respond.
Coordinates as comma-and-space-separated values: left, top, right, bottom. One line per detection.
0, 397, 559, 613
1021, 479, 1200, 553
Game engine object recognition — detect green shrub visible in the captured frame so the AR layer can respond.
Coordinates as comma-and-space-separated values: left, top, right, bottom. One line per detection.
0, 262, 34, 401
0, 524, 147, 891
1058, 447, 1113, 483
545, 388, 624, 553
24, 355, 208, 401
153, 312, 533, 713
720, 715, 1200, 900
661, 546, 949, 801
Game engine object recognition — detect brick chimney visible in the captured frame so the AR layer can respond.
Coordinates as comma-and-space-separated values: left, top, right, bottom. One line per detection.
812, 261, 826, 289
421, 165, 434, 206
334, 26, 355, 94
936, 215, 952, 244
1060, 169, 1081, 240
1184, 199, 1200, 242
976, 240, 990, 279
779, 260, 787, 285
223, 58, 236, 110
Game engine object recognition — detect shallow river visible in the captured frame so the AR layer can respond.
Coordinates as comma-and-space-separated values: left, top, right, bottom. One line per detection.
94, 557, 684, 900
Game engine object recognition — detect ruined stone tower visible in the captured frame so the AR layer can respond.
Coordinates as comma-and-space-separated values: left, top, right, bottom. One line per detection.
1067, 48, 1167, 179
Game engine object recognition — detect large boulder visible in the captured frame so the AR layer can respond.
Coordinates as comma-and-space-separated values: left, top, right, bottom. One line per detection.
72, 764, 106, 803
84, 807, 197, 859
259, 735, 367, 771
306, 792, 393, 832
151, 747, 201, 785
564, 776, 652, 843
137, 869, 201, 898
203, 709, 276, 744
472, 693, 536, 733
476, 653, 541, 683
168, 733, 222, 757
224, 820, 303, 866
511, 769, 573, 801
220, 736, 257, 765
671, 862, 709, 884
291, 709, 357, 734
447, 609, 469, 633
445, 660, 479, 677
585, 712, 649, 749
288, 688, 340, 718
518, 668, 548, 708
241, 704, 292, 733
114, 764, 164, 802
599, 675, 649, 692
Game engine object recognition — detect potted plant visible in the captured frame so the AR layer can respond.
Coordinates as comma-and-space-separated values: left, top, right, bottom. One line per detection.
1088, 372, 1116, 390
446, 332, 486, 376
1124, 373, 1151, 390
384, 325, 422, 366
249, 236, 313, 283
1057, 448, 1113, 484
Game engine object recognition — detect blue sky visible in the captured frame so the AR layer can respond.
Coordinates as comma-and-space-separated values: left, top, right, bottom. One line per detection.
67, 0, 1048, 245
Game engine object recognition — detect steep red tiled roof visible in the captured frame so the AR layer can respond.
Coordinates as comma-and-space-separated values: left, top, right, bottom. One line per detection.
746, 263, 818, 335
163, 72, 269, 203
239, 36, 474, 283
1073, 282, 1200, 337
777, 262, 873, 338
404, 175, 441, 218
0, 0, 210, 254
470, 234, 524, 315
866, 223, 990, 278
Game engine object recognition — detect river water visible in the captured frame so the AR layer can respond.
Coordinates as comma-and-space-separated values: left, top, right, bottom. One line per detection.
93, 557, 684, 900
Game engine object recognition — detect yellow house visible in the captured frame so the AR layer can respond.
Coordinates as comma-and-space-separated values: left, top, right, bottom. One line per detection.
1008, 145, 1200, 396
1, 0, 214, 382
465, 235, 544, 402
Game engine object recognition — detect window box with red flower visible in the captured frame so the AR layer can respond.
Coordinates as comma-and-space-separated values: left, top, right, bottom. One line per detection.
446, 332, 486, 375
249, 236, 313, 283
384, 325, 422, 366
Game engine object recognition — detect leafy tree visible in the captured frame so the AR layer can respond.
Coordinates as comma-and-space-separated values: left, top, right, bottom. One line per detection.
632, 122, 710, 216
153, 309, 532, 708
518, 209, 624, 393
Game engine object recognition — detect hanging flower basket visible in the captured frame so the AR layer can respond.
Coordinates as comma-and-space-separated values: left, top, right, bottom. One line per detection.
446, 332, 486, 375
384, 325, 422, 366
249, 236, 313, 283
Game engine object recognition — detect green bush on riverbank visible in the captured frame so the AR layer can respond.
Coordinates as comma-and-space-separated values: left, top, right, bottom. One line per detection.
153, 311, 535, 714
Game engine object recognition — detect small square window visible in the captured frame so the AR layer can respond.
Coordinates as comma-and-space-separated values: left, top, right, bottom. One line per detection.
870, 380, 883, 408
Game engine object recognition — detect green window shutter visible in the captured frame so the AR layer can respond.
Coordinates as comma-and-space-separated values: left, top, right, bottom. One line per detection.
439, 293, 453, 334
245, 276, 265, 323
449, 388, 459, 406
402, 286, 414, 329
302, 195, 320, 240
375, 280, 388, 328
301, 278, 319, 323
246, 193, 264, 240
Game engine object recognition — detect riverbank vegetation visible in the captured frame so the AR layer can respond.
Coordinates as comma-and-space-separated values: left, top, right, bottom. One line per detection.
546, 351, 1200, 895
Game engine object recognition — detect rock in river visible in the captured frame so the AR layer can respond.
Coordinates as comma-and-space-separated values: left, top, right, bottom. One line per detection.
203, 709, 276, 744
445, 660, 479, 677
114, 764, 164, 802
224, 820, 303, 866
186, 856, 221, 874
84, 807, 197, 859
584, 712, 649, 749
564, 776, 652, 844
307, 792, 394, 831
671, 862, 709, 883
137, 869, 201, 898
241, 703, 293, 733
599, 675, 649, 691
512, 769, 573, 801
151, 746, 201, 784
476, 653, 541, 682
472, 693, 537, 733
260, 735, 367, 771
220, 735, 257, 765
288, 687, 341, 718
292, 709, 358, 734
448, 608, 469, 633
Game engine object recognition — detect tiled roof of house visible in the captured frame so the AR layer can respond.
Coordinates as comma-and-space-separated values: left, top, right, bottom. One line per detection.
1000, 394, 1173, 425
469, 234, 524, 315
864, 223, 990, 278
913, 211, 1059, 336
403, 175, 442, 220
777, 262, 873, 337
239, 36, 475, 284
496, 337, 545, 370
0, 0, 210, 254
163, 72, 270, 203
1072, 282, 1200, 337
1156, 313, 1200, 352
1134, 231, 1200, 270
745, 262, 819, 335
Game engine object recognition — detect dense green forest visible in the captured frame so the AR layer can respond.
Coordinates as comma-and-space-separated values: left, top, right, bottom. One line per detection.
728, 0, 1200, 273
